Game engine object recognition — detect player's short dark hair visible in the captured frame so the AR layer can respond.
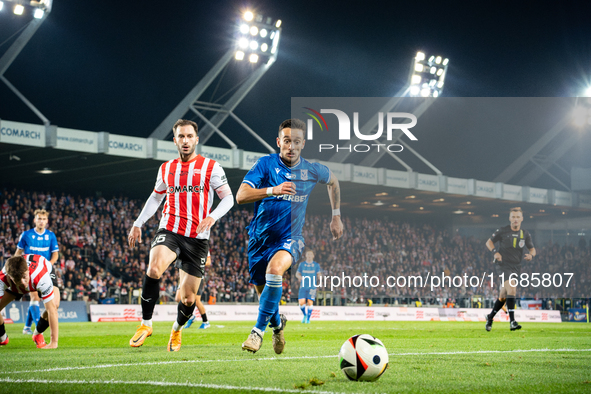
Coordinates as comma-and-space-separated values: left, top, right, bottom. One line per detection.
34, 209, 48, 217
278, 119, 306, 136
6, 256, 27, 281
510, 207, 522, 213
173, 119, 198, 136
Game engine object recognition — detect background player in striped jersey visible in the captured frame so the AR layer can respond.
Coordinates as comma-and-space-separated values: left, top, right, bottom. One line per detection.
236, 118, 343, 354
296, 250, 322, 324
15, 209, 59, 335
176, 252, 211, 329
128, 119, 233, 351
485, 207, 536, 331
0, 254, 61, 348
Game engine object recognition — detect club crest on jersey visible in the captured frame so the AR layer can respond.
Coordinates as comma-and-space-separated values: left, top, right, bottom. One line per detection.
519, 240, 525, 248
168, 185, 204, 193
301, 169, 308, 181
45, 235, 49, 240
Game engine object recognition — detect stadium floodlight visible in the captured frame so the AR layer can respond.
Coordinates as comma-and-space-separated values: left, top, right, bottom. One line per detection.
260, 43, 268, 52
33, 8, 43, 18
14, 3, 24, 14
244, 11, 254, 21
238, 37, 248, 48
250, 25, 258, 35
235, 50, 245, 60
239, 24, 249, 34
585, 86, 591, 96
409, 51, 449, 97
260, 28, 267, 38
249, 53, 258, 63
275, 19, 282, 28
0, 2, 3, 11
249, 40, 258, 50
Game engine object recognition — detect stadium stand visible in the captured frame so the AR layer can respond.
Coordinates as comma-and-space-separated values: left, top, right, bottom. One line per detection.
1, 188, 588, 309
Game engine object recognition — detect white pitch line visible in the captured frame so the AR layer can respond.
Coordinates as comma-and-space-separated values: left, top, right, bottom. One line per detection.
0, 377, 351, 394
3, 348, 591, 376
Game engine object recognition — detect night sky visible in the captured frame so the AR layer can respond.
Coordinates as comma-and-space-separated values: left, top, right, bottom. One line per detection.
1, 0, 591, 185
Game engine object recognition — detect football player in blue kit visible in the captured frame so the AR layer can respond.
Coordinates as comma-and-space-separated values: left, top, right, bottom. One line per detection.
296, 250, 322, 324
15, 209, 59, 335
236, 118, 343, 354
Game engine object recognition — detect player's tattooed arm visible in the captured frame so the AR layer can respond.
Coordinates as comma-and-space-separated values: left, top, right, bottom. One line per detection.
327, 172, 343, 240
327, 171, 341, 210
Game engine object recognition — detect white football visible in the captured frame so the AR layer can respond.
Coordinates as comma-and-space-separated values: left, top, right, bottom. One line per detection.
339, 334, 389, 381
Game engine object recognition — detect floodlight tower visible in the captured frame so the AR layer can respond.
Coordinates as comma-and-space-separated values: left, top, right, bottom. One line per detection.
150, 10, 282, 152
333, 51, 448, 175
408, 52, 449, 98
495, 89, 591, 191
0, 0, 53, 125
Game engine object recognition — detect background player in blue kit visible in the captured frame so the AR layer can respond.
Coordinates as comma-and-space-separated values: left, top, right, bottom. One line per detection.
15, 209, 59, 335
236, 118, 343, 354
296, 250, 322, 324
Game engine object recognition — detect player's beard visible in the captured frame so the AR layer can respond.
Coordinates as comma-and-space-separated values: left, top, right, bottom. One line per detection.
178, 144, 196, 161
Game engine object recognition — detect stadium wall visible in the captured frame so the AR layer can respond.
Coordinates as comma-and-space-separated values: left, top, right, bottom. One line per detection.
89, 304, 561, 323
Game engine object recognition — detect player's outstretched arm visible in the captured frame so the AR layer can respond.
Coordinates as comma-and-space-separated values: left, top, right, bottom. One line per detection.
327, 172, 343, 240
236, 182, 295, 205
43, 299, 59, 349
128, 191, 165, 247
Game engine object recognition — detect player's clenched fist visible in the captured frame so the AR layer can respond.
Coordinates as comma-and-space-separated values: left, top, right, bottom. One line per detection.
274, 182, 296, 196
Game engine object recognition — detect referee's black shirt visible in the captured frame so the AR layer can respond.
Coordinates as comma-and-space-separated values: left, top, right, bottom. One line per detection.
490, 225, 534, 265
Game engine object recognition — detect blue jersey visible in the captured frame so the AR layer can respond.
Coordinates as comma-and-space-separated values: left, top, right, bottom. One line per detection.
17, 228, 59, 261
242, 154, 331, 243
297, 261, 322, 289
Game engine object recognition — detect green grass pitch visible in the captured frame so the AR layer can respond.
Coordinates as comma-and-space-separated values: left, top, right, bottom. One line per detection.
1, 320, 590, 393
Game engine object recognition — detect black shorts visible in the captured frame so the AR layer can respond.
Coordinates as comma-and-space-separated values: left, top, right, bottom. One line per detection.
496, 262, 521, 285
5, 266, 58, 301
151, 229, 208, 278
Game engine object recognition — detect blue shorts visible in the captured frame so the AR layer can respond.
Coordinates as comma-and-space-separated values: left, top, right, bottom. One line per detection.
248, 236, 305, 286
298, 287, 317, 301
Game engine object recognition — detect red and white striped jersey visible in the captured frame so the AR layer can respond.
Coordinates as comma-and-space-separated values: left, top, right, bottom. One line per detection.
0, 254, 55, 303
154, 155, 228, 239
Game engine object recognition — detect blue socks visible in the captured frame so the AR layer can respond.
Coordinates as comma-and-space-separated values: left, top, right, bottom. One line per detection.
306, 305, 313, 320
300, 304, 306, 316
255, 274, 283, 332
25, 301, 40, 328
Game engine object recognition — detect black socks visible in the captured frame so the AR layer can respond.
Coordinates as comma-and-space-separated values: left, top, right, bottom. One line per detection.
141, 275, 161, 321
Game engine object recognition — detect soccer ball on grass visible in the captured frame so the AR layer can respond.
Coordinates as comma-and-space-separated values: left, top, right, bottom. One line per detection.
339, 334, 388, 381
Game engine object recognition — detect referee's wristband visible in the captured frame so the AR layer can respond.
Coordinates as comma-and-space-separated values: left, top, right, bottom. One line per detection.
332, 209, 341, 216
266, 187, 274, 197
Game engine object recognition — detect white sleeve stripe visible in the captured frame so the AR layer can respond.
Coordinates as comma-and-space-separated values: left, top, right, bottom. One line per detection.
242, 180, 255, 188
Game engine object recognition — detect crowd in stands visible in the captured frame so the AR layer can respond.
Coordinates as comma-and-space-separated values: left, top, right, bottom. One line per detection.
1, 188, 589, 307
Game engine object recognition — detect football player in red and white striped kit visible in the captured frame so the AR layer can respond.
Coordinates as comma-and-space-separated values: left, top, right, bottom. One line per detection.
0, 254, 61, 349
128, 119, 233, 351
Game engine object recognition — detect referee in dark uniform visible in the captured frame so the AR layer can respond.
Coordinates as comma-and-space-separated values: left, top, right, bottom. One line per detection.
485, 207, 536, 331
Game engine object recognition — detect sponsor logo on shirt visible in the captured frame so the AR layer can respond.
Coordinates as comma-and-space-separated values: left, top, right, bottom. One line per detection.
167, 185, 204, 193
